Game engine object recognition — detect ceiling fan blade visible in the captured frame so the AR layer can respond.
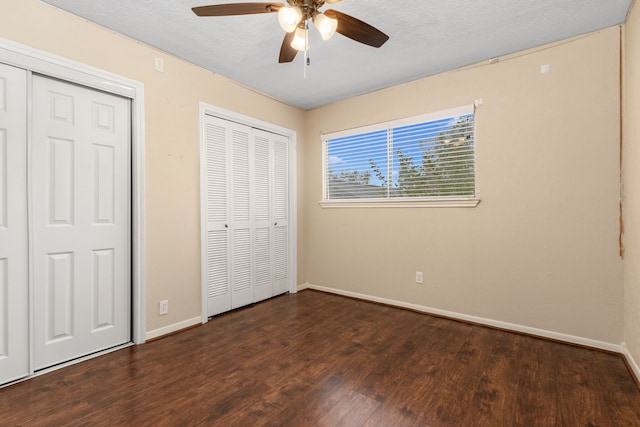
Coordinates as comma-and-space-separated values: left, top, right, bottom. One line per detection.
192, 3, 283, 17
324, 9, 389, 48
279, 31, 298, 63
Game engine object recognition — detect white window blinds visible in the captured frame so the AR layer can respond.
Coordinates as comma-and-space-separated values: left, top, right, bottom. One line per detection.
323, 105, 475, 202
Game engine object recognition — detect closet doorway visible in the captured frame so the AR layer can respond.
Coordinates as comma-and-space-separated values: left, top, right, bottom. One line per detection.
0, 39, 145, 386
199, 104, 297, 319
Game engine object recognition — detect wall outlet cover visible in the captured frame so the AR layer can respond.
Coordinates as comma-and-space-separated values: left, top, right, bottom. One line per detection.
159, 300, 169, 315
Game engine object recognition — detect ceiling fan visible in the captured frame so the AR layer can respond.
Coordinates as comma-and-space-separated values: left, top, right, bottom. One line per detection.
192, 1, 389, 63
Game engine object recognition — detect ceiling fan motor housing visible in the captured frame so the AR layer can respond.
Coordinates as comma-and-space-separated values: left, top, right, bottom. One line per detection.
287, 0, 323, 21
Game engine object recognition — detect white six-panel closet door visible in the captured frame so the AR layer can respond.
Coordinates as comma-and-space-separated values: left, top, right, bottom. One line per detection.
31, 75, 131, 370
0, 63, 29, 385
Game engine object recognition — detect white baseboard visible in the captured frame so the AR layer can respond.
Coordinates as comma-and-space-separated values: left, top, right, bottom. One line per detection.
146, 316, 202, 341
306, 284, 622, 353
297, 282, 309, 292
622, 343, 640, 383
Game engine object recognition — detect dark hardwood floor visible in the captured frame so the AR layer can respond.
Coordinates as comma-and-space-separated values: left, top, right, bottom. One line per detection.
2, 290, 640, 426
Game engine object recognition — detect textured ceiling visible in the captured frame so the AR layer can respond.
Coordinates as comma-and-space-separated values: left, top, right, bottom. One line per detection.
41, 0, 632, 109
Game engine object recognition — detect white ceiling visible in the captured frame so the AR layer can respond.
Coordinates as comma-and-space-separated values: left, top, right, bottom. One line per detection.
41, 0, 633, 110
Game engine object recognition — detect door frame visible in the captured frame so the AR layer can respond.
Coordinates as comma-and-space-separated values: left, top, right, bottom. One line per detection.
0, 38, 147, 354
198, 102, 298, 323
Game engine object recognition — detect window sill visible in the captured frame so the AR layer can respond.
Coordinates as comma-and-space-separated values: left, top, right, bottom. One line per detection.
318, 198, 481, 209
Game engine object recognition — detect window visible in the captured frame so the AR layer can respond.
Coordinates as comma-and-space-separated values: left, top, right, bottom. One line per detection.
321, 105, 478, 207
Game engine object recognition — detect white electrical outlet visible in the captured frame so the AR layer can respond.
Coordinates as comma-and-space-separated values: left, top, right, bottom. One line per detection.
416, 271, 423, 284
154, 57, 164, 72
159, 300, 169, 315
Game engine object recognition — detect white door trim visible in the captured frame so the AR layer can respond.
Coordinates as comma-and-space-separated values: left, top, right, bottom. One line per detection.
199, 102, 298, 324
0, 37, 146, 350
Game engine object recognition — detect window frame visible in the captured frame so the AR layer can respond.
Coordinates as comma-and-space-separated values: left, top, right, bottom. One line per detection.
320, 105, 480, 208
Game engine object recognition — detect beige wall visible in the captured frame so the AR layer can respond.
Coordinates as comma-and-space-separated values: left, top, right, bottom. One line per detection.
0, 0, 305, 332
303, 28, 624, 344
624, 1, 640, 366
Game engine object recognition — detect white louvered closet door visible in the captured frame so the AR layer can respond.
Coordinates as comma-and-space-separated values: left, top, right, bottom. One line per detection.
203, 116, 231, 316
253, 130, 273, 303
202, 115, 289, 317
272, 137, 289, 296
229, 125, 252, 309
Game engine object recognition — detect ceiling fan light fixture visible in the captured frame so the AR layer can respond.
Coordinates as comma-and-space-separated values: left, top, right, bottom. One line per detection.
291, 27, 310, 51
278, 6, 303, 33
313, 13, 338, 41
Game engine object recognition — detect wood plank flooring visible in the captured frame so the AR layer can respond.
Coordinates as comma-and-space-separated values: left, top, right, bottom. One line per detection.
2, 290, 640, 426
